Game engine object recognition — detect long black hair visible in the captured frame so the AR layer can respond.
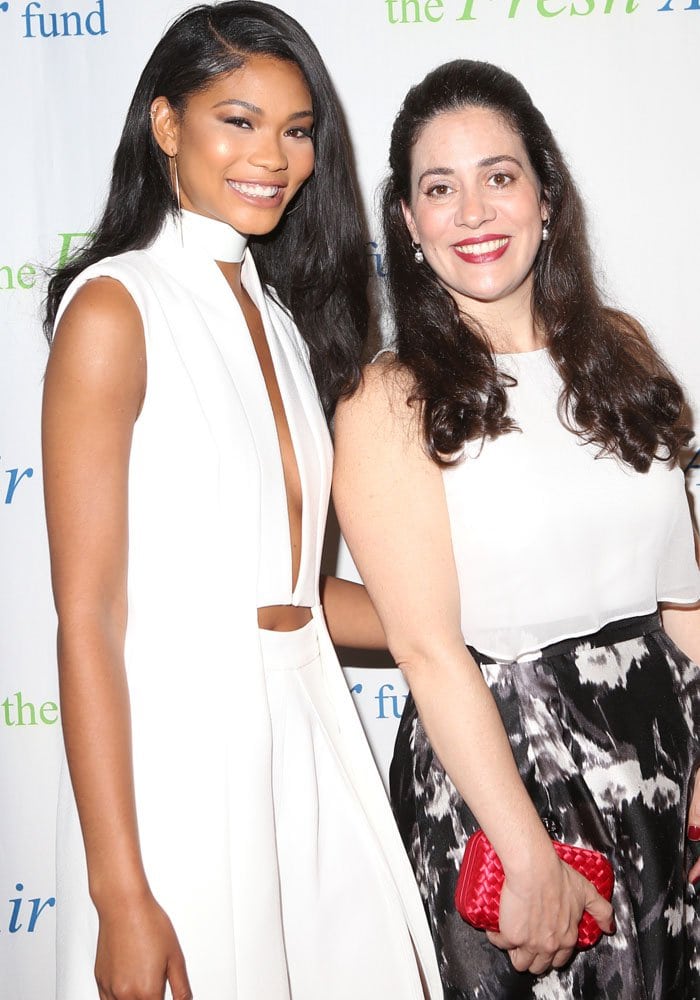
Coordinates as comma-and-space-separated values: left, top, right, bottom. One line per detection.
382, 59, 691, 470
44, 1, 368, 417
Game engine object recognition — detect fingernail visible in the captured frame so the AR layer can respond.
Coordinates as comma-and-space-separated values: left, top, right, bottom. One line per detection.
688, 825, 700, 841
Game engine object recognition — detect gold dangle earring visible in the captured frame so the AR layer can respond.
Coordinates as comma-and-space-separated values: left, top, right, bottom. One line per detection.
169, 152, 183, 247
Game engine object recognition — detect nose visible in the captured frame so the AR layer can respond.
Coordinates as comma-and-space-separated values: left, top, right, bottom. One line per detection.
249, 129, 288, 173
454, 186, 496, 229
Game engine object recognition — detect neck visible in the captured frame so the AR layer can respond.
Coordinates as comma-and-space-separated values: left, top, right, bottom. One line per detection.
456, 282, 543, 354
488, 319, 544, 355
179, 209, 248, 263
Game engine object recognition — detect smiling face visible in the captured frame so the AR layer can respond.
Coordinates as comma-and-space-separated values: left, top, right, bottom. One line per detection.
402, 105, 547, 321
152, 54, 315, 236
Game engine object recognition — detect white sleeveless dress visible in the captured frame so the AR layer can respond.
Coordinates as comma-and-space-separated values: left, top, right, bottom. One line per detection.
53, 215, 442, 1000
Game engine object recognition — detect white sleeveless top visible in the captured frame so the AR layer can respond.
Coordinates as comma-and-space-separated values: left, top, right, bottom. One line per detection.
442, 349, 700, 661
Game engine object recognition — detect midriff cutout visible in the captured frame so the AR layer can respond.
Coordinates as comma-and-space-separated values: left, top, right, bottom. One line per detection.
257, 604, 313, 631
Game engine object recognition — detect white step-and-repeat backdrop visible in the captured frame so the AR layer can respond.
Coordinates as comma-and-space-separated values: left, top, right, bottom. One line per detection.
1, 0, 698, 995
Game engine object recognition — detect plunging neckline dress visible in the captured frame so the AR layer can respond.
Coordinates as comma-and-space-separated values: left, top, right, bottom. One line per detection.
53, 212, 442, 999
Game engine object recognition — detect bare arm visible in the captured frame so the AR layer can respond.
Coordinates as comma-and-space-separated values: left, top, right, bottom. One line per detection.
43, 279, 191, 1000
320, 575, 386, 649
661, 603, 700, 664
661, 601, 700, 881
332, 363, 613, 974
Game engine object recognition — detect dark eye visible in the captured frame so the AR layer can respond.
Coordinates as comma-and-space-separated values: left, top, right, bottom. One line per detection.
490, 172, 512, 187
224, 116, 253, 129
286, 126, 314, 139
426, 183, 452, 197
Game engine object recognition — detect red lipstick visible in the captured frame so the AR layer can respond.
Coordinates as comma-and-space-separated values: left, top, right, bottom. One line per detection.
452, 234, 510, 264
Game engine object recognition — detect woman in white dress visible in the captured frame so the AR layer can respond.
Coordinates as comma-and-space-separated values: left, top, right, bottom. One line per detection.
42, 4, 441, 999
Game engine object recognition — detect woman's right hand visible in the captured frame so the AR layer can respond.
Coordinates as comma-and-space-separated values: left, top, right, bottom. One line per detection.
95, 892, 192, 1000
487, 850, 615, 975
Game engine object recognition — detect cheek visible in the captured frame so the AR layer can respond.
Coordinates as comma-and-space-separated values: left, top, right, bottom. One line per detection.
207, 128, 249, 164
214, 137, 237, 159
294, 145, 315, 185
515, 193, 544, 231
182, 121, 241, 160
411, 203, 450, 243
180, 125, 233, 169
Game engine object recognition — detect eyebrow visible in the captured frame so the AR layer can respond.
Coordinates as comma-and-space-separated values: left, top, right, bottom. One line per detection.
213, 98, 314, 120
417, 155, 523, 185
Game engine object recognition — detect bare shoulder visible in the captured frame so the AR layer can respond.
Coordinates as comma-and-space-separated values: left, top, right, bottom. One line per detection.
338, 353, 419, 428
46, 277, 146, 420
53, 276, 143, 350
334, 356, 426, 466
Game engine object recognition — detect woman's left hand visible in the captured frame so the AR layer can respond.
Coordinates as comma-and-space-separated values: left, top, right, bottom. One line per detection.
688, 768, 700, 885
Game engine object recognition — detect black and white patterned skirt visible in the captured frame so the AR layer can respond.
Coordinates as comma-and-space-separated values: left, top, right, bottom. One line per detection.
390, 614, 700, 999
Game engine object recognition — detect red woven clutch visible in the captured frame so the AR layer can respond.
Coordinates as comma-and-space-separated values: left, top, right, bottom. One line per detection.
455, 830, 614, 948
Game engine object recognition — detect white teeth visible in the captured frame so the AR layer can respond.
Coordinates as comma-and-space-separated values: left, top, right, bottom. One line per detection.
457, 237, 508, 255
229, 181, 280, 198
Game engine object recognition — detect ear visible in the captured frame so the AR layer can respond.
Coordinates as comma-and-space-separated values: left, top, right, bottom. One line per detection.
540, 192, 551, 224
150, 97, 179, 157
400, 199, 420, 244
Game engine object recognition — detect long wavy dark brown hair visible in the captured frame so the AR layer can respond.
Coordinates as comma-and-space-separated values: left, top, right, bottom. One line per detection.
382, 59, 691, 470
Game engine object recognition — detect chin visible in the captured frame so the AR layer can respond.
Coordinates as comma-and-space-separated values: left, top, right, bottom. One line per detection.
247, 218, 286, 238
231, 209, 287, 237
459, 287, 503, 304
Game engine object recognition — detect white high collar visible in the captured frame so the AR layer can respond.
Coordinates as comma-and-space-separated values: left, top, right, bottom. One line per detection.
179, 209, 248, 263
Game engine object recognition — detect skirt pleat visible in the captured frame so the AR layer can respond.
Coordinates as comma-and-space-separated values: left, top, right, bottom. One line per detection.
261, 618, 432, 1000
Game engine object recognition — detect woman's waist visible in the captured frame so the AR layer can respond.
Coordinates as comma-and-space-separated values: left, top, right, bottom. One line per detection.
257, 603, 313, 632
464, 607, 664, 664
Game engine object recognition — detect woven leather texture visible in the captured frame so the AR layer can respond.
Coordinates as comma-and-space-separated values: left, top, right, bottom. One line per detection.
454, 830, 614, 948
